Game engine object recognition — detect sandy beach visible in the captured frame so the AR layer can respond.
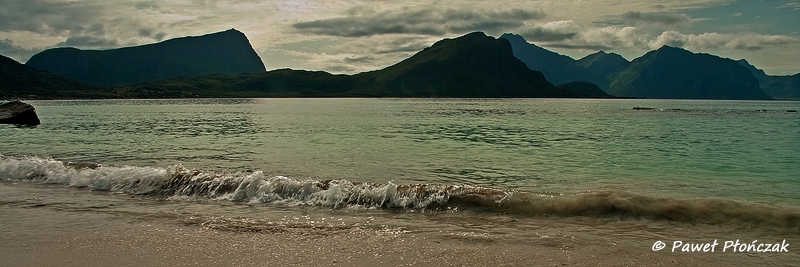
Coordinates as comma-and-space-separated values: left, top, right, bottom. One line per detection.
3, 201, 796, 267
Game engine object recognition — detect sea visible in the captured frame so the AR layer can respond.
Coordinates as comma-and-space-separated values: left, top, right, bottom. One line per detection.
1, 98, 798, 264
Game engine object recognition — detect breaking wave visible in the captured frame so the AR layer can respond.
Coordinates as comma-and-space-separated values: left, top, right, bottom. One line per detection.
1, 155, 798, 228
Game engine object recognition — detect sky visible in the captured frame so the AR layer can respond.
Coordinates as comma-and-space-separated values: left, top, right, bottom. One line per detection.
1, 0, 799, 75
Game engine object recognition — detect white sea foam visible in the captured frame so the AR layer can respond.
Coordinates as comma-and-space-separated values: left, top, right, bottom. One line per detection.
2, 155, 799, 228
0, 155, 500, 209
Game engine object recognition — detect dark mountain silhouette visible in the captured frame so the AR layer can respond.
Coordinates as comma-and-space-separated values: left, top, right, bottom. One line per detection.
577, 51, 629, 72
737, 59, 800, 99
350, 32, 569, 97
576, 51, 630, 89
500, 34, 631, 91
25, 29, 266, 85
607, 46, 770, 99
109, 69, 358, 98
499, 33, 589, 86
113, 32, 578, 98
6, 30, 795, 100
498, 34, 791, 100
0, 54, 101, 99
555, 81, 611, 98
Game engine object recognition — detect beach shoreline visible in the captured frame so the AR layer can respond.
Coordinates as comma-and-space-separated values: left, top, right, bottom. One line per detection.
3, 200, 796, 267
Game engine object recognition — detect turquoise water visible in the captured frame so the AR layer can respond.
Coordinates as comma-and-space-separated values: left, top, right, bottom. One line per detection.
2, 98, 798, 206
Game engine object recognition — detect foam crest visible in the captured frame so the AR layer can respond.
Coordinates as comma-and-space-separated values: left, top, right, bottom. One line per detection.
2, 155, 798, 228
0, 156, 508, 209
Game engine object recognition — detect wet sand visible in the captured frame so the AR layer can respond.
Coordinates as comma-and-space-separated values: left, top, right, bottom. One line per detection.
4, 204, 797, 267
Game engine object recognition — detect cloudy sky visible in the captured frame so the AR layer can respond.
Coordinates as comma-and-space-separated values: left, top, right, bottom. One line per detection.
1, 0, 798, 75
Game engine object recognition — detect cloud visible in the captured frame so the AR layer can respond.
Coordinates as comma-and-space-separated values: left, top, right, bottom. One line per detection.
777, 1, 800, 10
2, 0, 796, 75
0, 0, 111, 35
270, 35, 440, 73
521, 20, 580, 41
343, 55, 375, 63
519, 20, 797, 56
517, 22, 652, 51
55, 35, 120, 48
138, 28, 154, 37
650, 31, 798, 51
0, 38, 42, 60
649, 30, 688, 47
154, 32, 167, 41
135, 1, 159, 10
572, 26, 649, 50
621, 11, 691, 27
543, 43, 613, 51
291, 7, 546, 37
341, 36, 435, 55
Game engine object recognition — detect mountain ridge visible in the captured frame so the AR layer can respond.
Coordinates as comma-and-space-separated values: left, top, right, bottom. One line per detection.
25, 29, 266, 85
113, 32, 582, 98
499, 33, 592, 86
4, 30, 798, 100
737, 59, 800, 99
350, 32, 570, 97
607, 46, 770, 99
0, 54, 104, 99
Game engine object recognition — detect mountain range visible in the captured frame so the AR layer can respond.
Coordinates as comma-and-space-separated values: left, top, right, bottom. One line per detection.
737, 59, 800, 99
111, 32, 583, 98
501, 33, 783, 100
2, 31, 584, 98
1, 29, 798, 99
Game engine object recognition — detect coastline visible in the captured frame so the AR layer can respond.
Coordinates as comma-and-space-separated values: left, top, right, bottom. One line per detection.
2, 191, 797, 267
2, 98, 798, 266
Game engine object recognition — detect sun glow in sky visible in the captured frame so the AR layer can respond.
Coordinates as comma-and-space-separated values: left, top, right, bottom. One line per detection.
1, 0, 798, 75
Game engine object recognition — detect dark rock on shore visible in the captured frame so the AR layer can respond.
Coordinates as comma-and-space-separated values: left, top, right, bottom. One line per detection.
0, 100, 41, 125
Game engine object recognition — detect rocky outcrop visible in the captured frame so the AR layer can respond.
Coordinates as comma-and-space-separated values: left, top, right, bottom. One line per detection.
0, 100, 41, 125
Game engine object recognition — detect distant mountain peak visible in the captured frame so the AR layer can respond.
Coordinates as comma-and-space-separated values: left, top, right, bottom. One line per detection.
352, 31, 571, 97
579, 50, 628, 63
499, 33, 528, 44
499, 33, 589, 86
656, 45, 687, 51
590, 50, 624, 58
462, 31, 490, 38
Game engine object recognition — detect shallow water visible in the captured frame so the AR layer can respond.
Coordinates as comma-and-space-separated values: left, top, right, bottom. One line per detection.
1, 98, 799, 264
3, 98, 798, 202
